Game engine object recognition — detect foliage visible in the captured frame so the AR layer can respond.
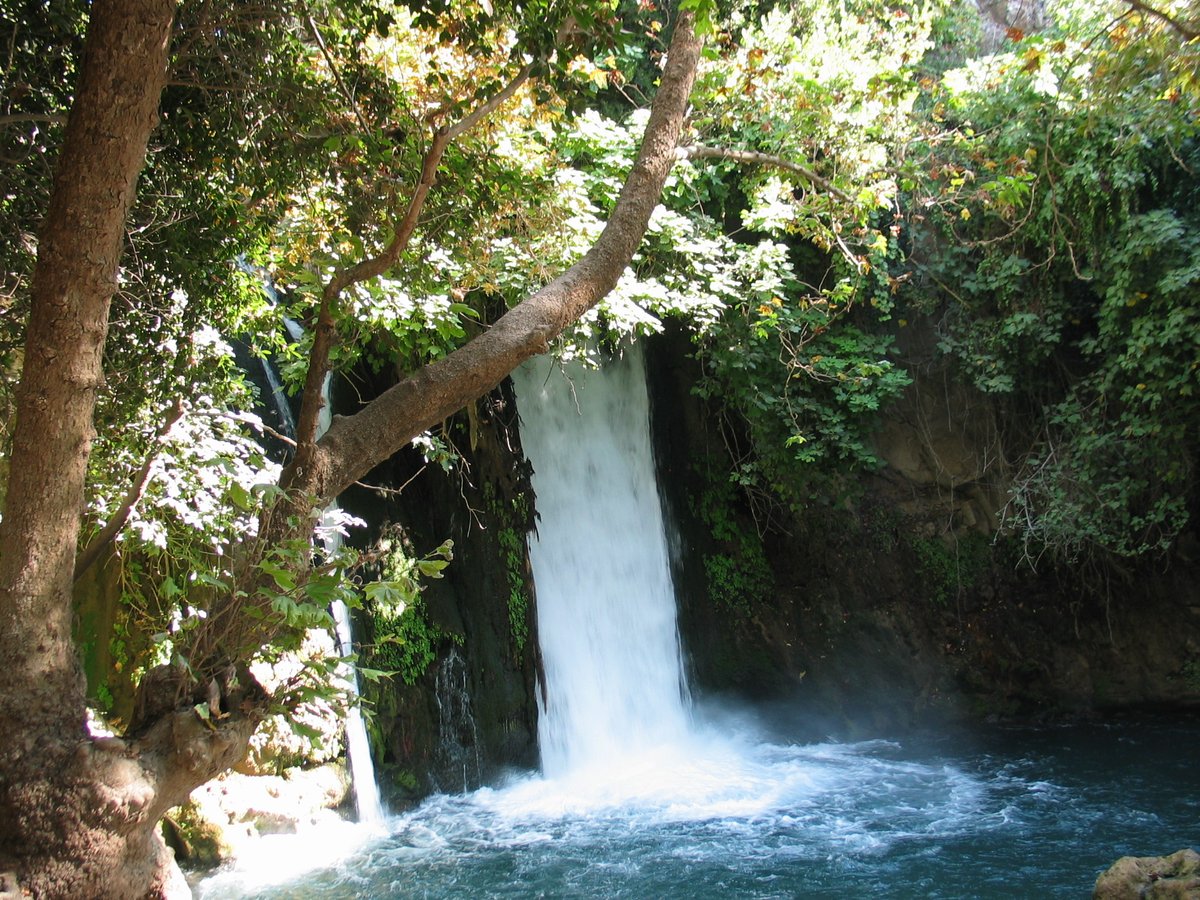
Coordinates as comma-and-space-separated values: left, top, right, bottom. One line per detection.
480, 483, 533, 658
690, 464, 774, 615
518, 0, 932, 506
678, 0, 943, 506
910, 531, 990, 606
697, 287, 911, 506
903, 0, 1200, 565
1, 0, 649, 718
363, 531, 457, 687
497, 523, 531, 657
369, 598, 444, 687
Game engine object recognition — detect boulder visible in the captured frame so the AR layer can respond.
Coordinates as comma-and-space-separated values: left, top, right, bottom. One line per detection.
1094, 848, 1200, 899
0, 872, 22, 899
166, 763, 351, 869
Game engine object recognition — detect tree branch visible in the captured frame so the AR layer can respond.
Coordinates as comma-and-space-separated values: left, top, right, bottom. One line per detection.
1119, 0, 1199, 39
289, 63, 533, 475
305, 14, 370, 134
187, 10, 700, 686
446, 63, 534, 140
73, 398, 185, 582
306, 11, 703, 501
0, 113, 68, 127
677, 144, 853, 203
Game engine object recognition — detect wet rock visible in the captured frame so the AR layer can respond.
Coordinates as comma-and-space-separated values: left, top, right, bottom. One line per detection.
166, 763, 351, 869
0, 872, 22, 899
1094, 848, 1200, 899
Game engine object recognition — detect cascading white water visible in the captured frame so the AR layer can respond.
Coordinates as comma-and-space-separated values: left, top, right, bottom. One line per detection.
204, 342, 1118, 900
513, 344, 690, 777
314, 369, 385, 824
328, 583, 385, 823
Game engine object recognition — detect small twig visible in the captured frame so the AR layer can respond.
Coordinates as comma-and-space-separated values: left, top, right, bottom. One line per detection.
0, 113, 68, 127
218, 409, 297, 447
354, 464, 426, 498
677, 144, 854, 203
74, 398, 186, 580
304, 13, 370, 134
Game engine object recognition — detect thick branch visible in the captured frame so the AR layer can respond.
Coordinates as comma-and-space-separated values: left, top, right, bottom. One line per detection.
678, 144, 853, 203
290, 63, 533, 473
1120, 0, 1199, 39
74, 398, 186, 582
306, 12, 703, 501
187, 10, 700, 685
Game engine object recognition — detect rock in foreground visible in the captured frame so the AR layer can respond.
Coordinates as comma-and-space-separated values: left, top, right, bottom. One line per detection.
1094, 848, 1200, 899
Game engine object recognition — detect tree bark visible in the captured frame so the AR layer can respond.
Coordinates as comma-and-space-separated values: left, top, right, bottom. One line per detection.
285, 12, 704, 505
0, 2, 200, 896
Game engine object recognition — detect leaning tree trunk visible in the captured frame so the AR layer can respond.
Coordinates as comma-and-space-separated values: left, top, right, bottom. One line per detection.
282, 14, 704, 505
0, 2, 215, 897
186, 10, 704, 687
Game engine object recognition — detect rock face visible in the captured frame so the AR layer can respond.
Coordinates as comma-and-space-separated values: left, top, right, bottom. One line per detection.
324, 320, 1200, 805
644, 325, 1200, 736
167, 764, 351, 868
1094, 849, 1200, 900
340, 376, 540, 804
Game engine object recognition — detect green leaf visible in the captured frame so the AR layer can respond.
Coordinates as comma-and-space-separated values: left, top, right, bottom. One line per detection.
416, 559, 449, 578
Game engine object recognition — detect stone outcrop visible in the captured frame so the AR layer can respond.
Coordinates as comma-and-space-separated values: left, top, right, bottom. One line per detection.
165, 764, 351, 868
340, 375, 540, 803
1094, 849, 1200, 900
644, 325, 1200, 735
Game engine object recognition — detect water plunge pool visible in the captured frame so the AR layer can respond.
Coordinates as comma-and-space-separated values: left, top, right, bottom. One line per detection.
197, 713, 1199, 899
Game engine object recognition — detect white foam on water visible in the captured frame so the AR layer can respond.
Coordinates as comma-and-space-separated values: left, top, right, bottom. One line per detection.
192, 818, 387, 897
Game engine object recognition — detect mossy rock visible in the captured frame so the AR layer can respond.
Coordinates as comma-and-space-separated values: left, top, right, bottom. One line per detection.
162, 800, 231, 870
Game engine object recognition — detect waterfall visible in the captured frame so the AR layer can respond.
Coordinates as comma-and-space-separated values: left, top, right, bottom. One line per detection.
431, 646, 483, 792
513, 344, 690, 777
313, 368, 385, 824
327, 566, 385, 823
258, 318, 384, 823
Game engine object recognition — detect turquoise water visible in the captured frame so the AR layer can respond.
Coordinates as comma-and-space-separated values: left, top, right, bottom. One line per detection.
198, 712, 1199, 899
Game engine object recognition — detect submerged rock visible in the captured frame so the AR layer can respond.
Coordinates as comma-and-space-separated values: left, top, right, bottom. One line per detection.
1094, 848, 1200, 899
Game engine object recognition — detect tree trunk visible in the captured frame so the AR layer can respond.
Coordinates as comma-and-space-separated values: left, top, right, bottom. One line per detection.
0, 2, 203, 896
182, 11, 704, 685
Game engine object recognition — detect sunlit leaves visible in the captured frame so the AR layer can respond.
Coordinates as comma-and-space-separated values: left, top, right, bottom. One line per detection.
691, 0, 944, 253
